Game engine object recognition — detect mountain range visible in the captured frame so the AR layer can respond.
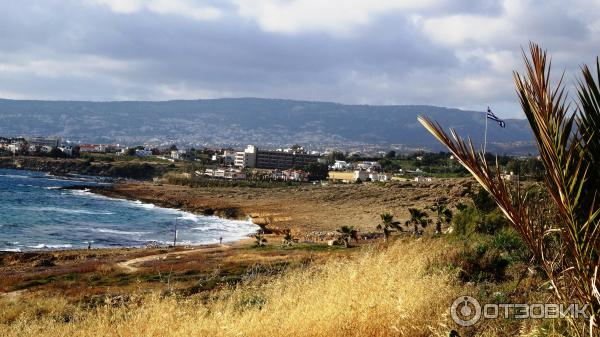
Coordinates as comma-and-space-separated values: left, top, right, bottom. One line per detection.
0, 98, 534, 153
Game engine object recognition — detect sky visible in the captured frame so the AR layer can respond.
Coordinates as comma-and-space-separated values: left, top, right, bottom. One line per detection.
1, 0, 600, 118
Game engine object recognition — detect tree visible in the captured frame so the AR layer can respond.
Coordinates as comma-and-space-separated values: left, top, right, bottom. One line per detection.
418, 43, 600, 334
254, 234, 267, 247
429, 200, 453, 234
472, 187, 497, 213
405, 208, 429, 236
282, 229, 294, 246
335, 226, 358, 248
72, 146, 80, 158
306, 162, 329, 181
385, 150, 396, 158
326, 150, 346, 164
49, 147, 66, 158
376, 213, 402, 242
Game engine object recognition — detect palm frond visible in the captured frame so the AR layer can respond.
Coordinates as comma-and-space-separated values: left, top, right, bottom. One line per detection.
418, 42, 600, 333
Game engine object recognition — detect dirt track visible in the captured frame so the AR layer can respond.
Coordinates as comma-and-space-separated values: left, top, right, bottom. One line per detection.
117, 244, 233, 273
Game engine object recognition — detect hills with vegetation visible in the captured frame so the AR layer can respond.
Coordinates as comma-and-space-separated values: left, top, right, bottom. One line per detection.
0, 98, 533, 152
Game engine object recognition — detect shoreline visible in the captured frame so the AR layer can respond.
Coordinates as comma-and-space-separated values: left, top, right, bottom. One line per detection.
0, 172, 259, 254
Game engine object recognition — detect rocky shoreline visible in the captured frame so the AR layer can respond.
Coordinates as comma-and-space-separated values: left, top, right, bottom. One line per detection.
61, 184, 256, 233
0, 156, 171, 179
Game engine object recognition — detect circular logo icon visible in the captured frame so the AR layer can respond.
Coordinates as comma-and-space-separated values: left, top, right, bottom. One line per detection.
451, 296, 481, 327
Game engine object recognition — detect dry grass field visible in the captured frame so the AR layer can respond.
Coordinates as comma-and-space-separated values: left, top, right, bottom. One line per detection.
1, 238, 566, 337
1, 239, 463, 337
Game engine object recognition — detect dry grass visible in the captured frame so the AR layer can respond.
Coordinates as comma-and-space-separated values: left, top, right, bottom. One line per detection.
0, 239, 566, 337
1, 239, 462, 337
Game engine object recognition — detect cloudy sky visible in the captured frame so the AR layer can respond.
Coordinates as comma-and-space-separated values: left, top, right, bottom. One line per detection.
1, 0, 599, 117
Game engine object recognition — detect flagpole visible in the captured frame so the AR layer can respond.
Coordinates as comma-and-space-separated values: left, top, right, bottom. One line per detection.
484, 108, 489, 154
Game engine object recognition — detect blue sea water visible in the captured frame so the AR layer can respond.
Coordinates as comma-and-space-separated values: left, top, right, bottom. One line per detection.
0, 169, 257, 252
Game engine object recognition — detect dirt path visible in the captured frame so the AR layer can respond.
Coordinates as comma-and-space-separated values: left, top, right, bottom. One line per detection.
0, 289, 26, 301
117, 244, 232, 273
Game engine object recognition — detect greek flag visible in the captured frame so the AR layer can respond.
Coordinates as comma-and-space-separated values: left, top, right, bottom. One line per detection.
487, 107, 505, 128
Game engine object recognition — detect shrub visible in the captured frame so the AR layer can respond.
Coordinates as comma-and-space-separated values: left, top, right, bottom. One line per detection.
490, 228, 531, 264
478, 210, 509, 235
452, 205, 508, 236
453, 242, 509, 283
452, 205, 480, 236
472, 187, 497, 213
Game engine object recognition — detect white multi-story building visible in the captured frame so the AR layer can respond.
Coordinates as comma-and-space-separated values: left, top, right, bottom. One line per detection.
234, 145, 257, 168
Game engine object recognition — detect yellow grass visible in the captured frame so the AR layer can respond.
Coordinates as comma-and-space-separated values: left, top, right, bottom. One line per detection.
1, 239, 560, 337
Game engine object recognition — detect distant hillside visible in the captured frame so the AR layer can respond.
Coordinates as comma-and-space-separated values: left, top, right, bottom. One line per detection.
0, 98, 534, 152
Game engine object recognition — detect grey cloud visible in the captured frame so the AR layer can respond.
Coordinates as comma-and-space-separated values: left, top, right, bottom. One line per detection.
0, 0, 598, 118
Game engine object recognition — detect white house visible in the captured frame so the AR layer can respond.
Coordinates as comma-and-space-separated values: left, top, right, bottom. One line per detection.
135, 148, 152, 157
354, 170, 369, 182
171, 149, 192, 160
40, 145, 54, 153
502, 171, 518, 182
369, 172, 392, 182
331, 160, 349, 170
59, 146, 73, 157
355, 161, 382, 172
7, 143, 24, 154
28, 144, 40, 153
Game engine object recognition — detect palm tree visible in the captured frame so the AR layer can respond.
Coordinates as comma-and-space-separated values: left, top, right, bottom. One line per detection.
429, 200, 453, 234
282, 229, 294, 246
376, 212, 402, 242
418, 43, 600, 334
254, 234, 267, 247
336, 226, 359, 248
405, 208, 429, 236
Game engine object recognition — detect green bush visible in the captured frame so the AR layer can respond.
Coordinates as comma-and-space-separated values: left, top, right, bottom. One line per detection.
453, 205, 508, 236
477, 210, 509, 234
107, 163, 157, 180
490, 228, 531, 263
452, 242, 509, 283
452, 205, 480, 236
472, 187, 497, 213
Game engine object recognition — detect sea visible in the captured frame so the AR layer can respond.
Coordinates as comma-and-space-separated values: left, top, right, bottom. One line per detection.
0, 168, 258, 252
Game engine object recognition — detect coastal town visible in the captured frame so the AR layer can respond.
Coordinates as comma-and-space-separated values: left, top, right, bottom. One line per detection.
0, 135, 480, 183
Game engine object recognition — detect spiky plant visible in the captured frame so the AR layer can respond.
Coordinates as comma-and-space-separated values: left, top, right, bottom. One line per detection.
405, 208, 429, 236
336, 226, 359, 248
282, 229, 294, 246
429, 199, 453, 234
376, 212, 402, 242
254, 234, 267, 247
418, 43, 600, 335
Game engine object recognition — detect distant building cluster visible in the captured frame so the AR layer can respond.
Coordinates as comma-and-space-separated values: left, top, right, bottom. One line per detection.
234, 145, 320, 170
196, 145, 320, 182
0, 136, 73, 156
0, 136, 422, 184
